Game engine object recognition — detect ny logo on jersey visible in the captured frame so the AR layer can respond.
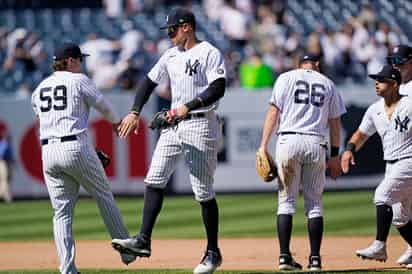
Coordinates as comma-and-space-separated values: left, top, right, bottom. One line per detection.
395, 115, 410, 132
185, 59, 200, 76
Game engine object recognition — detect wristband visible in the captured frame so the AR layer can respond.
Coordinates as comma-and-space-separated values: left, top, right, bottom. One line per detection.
345, 143, 356, 153
130, 110, 140, 116
167, 109, 177, 117
330, 146, 339, 157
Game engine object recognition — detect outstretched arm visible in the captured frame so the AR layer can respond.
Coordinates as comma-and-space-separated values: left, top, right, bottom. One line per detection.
117, 76, 158, 138
327, 117, 342, 180
341, 129, 369, 173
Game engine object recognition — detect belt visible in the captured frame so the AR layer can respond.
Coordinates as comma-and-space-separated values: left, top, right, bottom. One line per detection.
184, 113, 206, 120
279, 131, 322, 137
41, 135, 77, 146
385, 156, 412, 164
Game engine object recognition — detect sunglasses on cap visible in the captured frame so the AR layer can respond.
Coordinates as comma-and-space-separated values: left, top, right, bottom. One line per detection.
387, 55, 412, 65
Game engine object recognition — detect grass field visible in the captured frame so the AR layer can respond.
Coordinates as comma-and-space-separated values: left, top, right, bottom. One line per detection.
0, 190, 400, 241
1, 190, 408, 274
0, 190, 382, 241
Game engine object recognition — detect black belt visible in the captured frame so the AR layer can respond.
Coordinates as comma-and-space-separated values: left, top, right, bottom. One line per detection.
279, 131, 321, 137
41, 135, 77, 146
185, 113, 206, 120
385, 156, 412, 164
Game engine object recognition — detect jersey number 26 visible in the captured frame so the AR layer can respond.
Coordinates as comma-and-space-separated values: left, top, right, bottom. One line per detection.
294, 80, 325, 107
40, 85, 67, 112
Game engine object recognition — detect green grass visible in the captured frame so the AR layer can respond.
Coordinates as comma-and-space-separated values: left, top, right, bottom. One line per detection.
0, 191, 388, 241
0, 269, 411, 274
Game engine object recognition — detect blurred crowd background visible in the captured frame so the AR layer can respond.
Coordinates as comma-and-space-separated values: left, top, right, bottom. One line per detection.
0, 0, 411, 96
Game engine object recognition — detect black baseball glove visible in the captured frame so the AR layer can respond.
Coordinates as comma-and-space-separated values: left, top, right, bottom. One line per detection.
96, 149, 111, 168
149, 109, 181, 130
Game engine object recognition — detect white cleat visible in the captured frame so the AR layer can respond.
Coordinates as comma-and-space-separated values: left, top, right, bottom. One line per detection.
397, 246, 412, 265
356, 240, 387, 262
193, 249, 222, 274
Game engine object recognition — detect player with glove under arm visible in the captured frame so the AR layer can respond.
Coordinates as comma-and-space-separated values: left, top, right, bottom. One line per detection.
112, 8, 226, 274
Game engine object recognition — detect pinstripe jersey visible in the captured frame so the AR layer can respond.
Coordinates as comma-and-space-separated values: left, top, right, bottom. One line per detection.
148, 41, 226, 113
359, 96, 412, 161
270, 69, 346, 136
31, 71, 118, 140
399, 80, 412, 96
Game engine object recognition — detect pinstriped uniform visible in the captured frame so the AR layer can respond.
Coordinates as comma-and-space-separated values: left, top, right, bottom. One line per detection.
270, 69, 346, 218
358, 96, 412, 227
145, 41, 225, 201
399, 80, 412, 96
32, 71, 129, 274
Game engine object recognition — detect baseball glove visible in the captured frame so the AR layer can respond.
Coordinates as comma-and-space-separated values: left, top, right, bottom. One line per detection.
149, 109, 181, 130
96, 149, 111, 168
256, 149, 277, 182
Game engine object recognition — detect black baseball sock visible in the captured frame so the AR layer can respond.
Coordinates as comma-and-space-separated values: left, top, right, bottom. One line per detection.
398, 221, 412, 246
308, 217, 323, 257
139, 186, 165, 239
277, 214, 293, 255
200, 198, 219, 252
376, 204, 393, 242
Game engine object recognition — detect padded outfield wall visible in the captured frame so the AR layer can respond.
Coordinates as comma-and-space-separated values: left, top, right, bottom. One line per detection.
0, 83, 385, 198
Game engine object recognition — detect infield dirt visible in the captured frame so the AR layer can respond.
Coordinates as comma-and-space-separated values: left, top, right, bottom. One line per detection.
0, 236, 407, 271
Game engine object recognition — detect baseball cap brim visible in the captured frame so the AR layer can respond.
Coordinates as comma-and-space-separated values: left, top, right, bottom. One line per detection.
159, 24, 177, 30
368, 74, 389, 82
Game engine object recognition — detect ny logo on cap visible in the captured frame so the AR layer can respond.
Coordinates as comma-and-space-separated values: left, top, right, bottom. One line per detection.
395, 115, 410, 132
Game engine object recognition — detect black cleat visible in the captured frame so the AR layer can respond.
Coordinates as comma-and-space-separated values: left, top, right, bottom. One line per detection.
279, 253, 302, 271
308, 255, 322, 271
112, 235, 151, 257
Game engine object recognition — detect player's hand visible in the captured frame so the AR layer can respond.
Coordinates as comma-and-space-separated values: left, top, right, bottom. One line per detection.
341, 151, 355, 174
118, 113, 140, 138
175, 105, 189, 119
327, 156, 342, 180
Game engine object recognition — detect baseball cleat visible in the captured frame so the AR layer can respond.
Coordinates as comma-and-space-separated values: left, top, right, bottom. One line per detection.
356, 240, 387, 262
397, 245, 412, 265
193, 249, 222, 274
278, 253, 302, 271
120, 252, 137, 265
308, 255, 322, 271
112, 235, 151, 257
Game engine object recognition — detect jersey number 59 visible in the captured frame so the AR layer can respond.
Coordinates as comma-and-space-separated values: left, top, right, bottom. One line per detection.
39, 85, 67, 112
294, 80, 325, 107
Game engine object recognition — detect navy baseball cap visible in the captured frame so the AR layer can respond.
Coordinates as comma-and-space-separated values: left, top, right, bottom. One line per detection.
53, 42, 89, 61
387, 45, 412, 65
299, 53, 320, 64
160, 8, 195, 29
368, 65, 402, 84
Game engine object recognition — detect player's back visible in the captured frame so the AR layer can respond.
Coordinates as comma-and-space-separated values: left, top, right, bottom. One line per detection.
32, 71, 92, 140
271, 69, 343, 137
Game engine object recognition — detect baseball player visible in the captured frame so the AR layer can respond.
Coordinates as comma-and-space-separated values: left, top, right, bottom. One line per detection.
258, 54, 346, 271
111, 8, 226, 274
342, 65, 412, 268
387, 45, 412, 267
31, 42, 136, 274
